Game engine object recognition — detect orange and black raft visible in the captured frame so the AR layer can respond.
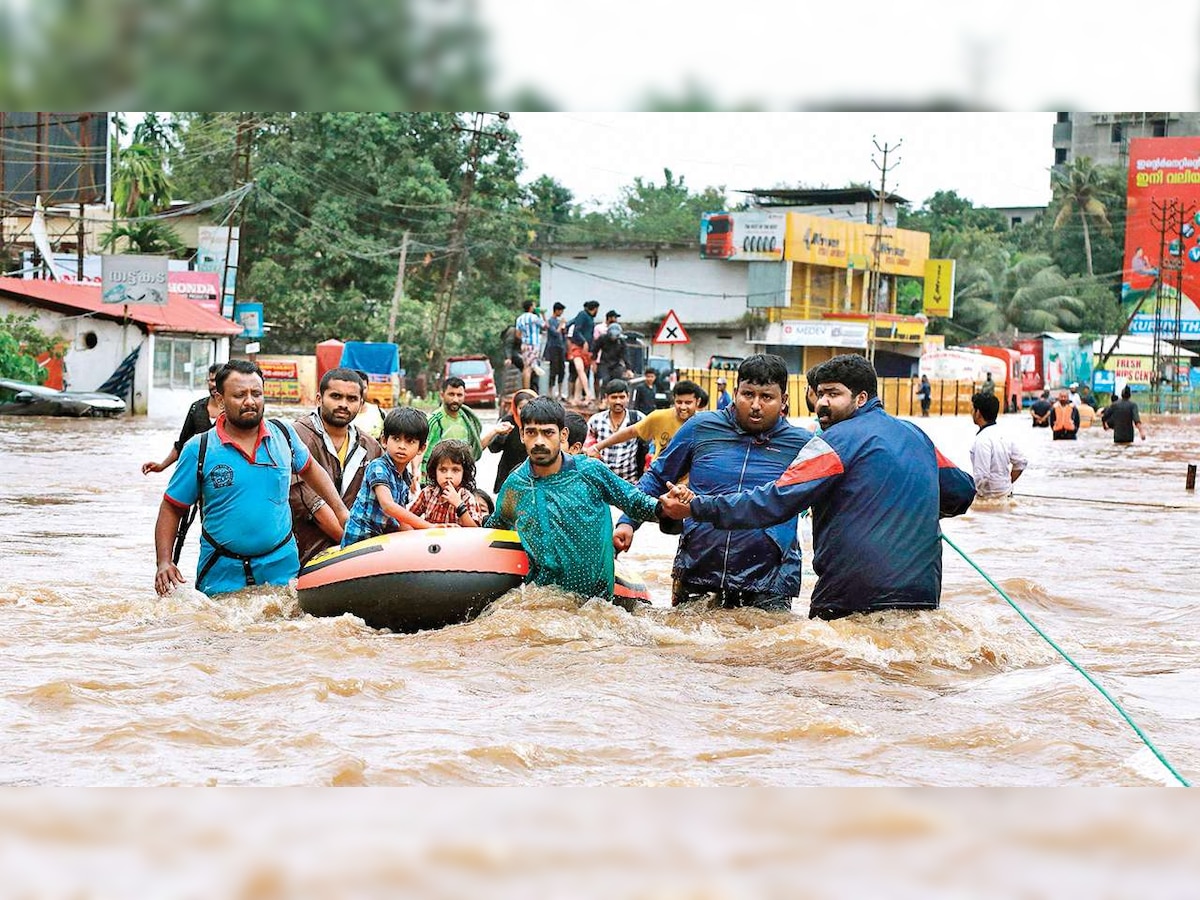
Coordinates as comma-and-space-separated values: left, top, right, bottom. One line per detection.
297, 528, 650, 633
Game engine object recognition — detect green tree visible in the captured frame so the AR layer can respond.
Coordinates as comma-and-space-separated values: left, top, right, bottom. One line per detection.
609, 168, 727, 242
0, 314, 61, 383
1050, 157, 1115, 278
103, 126, 186, 256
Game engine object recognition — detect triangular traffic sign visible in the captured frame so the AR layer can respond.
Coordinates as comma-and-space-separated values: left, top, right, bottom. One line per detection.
654, 309, 690, 344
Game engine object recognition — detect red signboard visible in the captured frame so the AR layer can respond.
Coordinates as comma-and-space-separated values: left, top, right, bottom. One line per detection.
1014, 338, 1044, 393
1123, 136, 1200, 321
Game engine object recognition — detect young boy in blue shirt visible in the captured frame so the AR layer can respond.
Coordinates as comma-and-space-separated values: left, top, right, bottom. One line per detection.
342, 407, 434, 545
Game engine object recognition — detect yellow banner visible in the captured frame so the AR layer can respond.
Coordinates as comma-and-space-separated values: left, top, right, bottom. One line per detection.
1105, 355, 1154, 384
922, 259, 956, 317
853, 223, 930, 276
784, 214, 850, 266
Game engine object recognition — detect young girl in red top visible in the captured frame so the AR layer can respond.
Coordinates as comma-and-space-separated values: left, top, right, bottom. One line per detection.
408, 439, 487, 526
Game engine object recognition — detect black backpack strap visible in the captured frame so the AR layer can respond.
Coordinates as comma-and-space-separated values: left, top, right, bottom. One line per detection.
171, 429, 211, 565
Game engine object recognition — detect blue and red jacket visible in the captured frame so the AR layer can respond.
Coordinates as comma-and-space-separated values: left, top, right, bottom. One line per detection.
690, 398, 976, 618
620, 407, 811, 599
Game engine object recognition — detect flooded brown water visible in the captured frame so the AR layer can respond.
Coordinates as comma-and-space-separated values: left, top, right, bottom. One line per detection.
1, 408, 1198, 789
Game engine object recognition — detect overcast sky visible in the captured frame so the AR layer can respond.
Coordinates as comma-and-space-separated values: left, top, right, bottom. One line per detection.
508, 112, 1059, 212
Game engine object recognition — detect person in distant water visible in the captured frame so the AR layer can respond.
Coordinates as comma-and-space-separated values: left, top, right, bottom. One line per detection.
587, 379, 702, 462
660, 354, 976, 620
153, 360, 349, 597
1030, 390, 1053, 428
1076, 395, 1096, 429
515, 299, 546, 391
980, 372, 996, 397
545, 301, 568, 399
566, 300, 600, 402
289, 366, 383, 565
970, 392, 1027, 500
916, 374, 932, 417
615, 354, 811, 612
421, 376, 508, 485
1100, 385, 1148, 444
584, 378, 645, 483
409, 439, 488, 527
1068, 382, 1082, 407
142, 362, 223, 474
564, 412, 588, 454
485, 388, 538, 493
1050, 389, 1080, 440
485, 396, 663, 602
630, 367, 659, 416
342, 407, 434, 546
714, 376, 732, 411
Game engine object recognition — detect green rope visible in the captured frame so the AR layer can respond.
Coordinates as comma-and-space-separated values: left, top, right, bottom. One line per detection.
941, 531, 1191, 787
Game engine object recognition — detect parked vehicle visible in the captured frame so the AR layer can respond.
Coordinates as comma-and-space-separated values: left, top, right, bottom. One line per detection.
0, 378, 126, 417
443, 355, 497, 408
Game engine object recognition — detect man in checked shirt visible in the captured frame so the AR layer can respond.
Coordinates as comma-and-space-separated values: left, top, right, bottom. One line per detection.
583, 378, 646, 483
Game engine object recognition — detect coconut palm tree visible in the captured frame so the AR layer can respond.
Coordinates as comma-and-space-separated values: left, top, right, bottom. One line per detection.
1051, 157, 1114, 278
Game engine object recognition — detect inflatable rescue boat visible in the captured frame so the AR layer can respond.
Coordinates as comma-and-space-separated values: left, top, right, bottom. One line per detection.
297, 528, 651, 633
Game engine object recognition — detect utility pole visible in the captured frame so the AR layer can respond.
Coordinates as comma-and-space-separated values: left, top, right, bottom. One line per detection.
220, 113, 253, 320
426, 111, 509, 383
387, 230, 410, 345
866, 137, 900, 366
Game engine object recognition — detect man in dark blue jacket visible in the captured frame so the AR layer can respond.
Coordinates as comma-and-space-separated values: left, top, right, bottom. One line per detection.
660, 354, 976, 620
614, 354, 810, 612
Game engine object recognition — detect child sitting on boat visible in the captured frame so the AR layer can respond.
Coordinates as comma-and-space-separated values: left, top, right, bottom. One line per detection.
409, 439, 488, 527
342, 407, 434, 546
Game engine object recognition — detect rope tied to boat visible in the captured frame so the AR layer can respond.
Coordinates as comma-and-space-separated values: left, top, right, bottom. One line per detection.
941, 531, 1191, 788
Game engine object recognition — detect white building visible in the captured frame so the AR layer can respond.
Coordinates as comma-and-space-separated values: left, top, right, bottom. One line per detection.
0, 277, 243, 417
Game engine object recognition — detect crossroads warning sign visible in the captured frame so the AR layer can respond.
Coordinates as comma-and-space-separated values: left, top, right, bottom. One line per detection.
654, 309, 690, 344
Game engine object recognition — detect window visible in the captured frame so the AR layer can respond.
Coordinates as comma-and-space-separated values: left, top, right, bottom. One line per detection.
1055, 148, 1068, 165
1111, 123, 1124, 144
1153, 120, 1167, 137
153, 335, 214, 390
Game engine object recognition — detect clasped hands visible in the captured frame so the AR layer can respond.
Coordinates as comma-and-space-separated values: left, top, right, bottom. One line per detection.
657, 481, 694, 520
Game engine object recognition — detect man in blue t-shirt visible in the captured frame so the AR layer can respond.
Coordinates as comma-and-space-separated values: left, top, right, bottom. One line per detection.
515, 299, 546, 391
153, 360, 349, 597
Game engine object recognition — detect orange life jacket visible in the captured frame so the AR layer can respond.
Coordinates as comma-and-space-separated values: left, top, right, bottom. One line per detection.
1052, 403, 1075, 431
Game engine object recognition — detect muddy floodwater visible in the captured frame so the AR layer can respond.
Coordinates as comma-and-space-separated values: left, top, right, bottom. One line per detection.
1, 408, 1197, 787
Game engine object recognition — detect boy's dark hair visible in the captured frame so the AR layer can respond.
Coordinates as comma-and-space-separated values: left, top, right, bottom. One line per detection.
552, 302, 565, 312
442, 376, 466, 391
673, 379, 701, 398
207, 362, 222, 377
424, 439, 476, 492
737, 354, 789, 394
319, 366, 366, 394
809, 354, 878, 399
472, 488, 495, 516
520, 396, 566, 430
382, 407, 429, 444
215, 359, 263, 392
644, 366, 657, 376
605, 378, 629, 396
564, 412, 588, 447
1121, 385, 1132, 400
972, 392, 1000, 423
583, 300, 600, 312
522, 299, 534, 312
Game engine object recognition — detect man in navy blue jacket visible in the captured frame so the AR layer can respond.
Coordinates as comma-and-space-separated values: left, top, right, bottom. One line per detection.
660, 354, 976, 620
614, 354, 810, 612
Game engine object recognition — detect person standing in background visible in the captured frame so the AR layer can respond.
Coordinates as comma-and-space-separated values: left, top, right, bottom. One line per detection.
970, 392, 1026, 499
515, 300, 546, 391
714, 376, 731, 411
566, 300, 600, 403
1100, 385, 1148, 443
545, 301, 567, 399
1050, 390, 1080, 440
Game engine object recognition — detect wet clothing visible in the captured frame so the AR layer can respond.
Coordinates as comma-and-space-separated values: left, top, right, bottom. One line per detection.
487, 413, 528, 492
342, 456, 412, 546
1101, 398, 1142, 443
486, 452, 660, 600
174, 396, 217, 453
289, 411, 382, 565
1030, 397, 1052, 427
1050, 402, 1080, 440
970, 422, 1027, 499
688, 398, 976, 620
620, 407, 810, 609
165, 416, 311, 596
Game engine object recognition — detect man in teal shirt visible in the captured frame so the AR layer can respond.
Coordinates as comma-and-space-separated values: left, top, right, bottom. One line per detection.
486, 397, 663, 601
